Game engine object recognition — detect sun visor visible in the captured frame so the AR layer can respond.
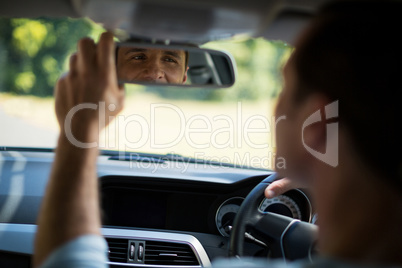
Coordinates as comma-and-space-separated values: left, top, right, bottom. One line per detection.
71, 0, 284, 44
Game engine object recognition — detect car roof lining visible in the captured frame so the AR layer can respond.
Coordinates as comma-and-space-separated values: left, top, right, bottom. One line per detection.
0, 0, 79, 18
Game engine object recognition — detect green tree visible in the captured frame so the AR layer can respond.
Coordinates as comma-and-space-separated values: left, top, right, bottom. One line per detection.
0, 18, 97, 96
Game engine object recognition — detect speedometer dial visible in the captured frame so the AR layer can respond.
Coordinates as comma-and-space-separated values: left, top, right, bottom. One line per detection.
259, 195, 302, 220
215, 197, 244, 237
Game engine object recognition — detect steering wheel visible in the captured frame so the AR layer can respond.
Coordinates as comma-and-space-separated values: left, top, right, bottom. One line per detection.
229, 173, 318, 261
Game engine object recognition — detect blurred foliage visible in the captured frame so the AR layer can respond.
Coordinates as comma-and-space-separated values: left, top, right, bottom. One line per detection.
0, 17, 104, 96
0, 17, 292, 100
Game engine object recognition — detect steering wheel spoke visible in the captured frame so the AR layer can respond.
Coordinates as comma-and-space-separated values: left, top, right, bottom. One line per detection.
251, 211, 297, 244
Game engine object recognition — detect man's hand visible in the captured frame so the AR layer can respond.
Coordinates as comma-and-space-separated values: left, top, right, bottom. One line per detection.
55, 32, 124, 143
264, 177, 308, 199
34, 32, 124, 268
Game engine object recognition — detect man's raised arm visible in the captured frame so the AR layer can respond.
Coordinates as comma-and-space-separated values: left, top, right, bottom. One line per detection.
33, 32, 124, 268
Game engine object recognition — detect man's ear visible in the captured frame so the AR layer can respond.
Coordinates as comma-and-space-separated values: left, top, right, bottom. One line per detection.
182, 66, 189, 84
301, 94, 333, 155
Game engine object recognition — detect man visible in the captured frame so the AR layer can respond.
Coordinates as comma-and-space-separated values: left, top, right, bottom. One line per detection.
116, 46, 189, 84
33, 1, 402, 267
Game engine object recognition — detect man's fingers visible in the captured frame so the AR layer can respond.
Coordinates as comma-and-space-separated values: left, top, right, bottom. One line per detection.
264, 177, 296, 199
77, 38, 96, 72
69, 53, 78, 77
96, 32, 115, 73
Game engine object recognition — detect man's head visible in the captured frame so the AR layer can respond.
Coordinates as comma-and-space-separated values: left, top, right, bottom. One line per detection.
116, 46, 189, 84
275, 1, 402, 186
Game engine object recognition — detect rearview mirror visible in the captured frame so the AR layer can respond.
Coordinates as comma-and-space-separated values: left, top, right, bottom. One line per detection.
116, 42, 235, 88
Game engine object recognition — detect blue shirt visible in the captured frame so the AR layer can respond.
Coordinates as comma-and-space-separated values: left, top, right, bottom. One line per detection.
40, 235, 108, 268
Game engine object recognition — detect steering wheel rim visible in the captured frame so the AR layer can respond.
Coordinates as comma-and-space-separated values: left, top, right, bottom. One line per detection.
229, 173, 318, 261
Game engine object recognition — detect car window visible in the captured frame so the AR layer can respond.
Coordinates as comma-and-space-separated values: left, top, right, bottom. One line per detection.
0, 17, 292, 170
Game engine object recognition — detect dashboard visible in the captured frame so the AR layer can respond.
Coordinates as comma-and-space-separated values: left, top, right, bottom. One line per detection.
99, 175, 313, 266
101, 176, 313, 238
0, 150, 314, 267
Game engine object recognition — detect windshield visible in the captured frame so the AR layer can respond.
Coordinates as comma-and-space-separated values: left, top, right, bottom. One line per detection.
0, 17, 292, 170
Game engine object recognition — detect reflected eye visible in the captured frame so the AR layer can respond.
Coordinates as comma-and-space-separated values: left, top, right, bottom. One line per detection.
129, 54, 146, 61
163, 57, 178, 64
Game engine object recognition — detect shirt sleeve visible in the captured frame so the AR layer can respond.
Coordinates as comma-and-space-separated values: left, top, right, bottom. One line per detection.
39, 234, 109, 268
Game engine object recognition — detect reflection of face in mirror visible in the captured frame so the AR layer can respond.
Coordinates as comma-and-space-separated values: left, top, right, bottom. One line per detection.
116, 46, 189, 84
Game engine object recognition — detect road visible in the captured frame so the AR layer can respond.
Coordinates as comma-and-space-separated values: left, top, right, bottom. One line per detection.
0, 107, 58, 148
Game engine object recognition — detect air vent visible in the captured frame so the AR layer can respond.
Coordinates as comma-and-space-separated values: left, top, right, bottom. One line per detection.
107, 238, 128, 263
145, 241, 199, 266
106, 238, 200, 266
